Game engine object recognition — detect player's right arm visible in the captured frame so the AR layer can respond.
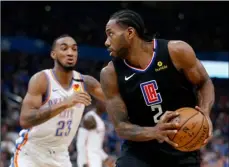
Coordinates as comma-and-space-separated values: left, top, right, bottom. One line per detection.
20, 72, 91, 129
100, 62, 178, 144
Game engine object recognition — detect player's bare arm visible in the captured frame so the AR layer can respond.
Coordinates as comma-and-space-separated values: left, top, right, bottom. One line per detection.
100, 62, 178, 144
83, 75, 105, 102
168, 41, 215, 115
169, 41, 215, 143
20, 72, 91, 129
82, 115, 97, 130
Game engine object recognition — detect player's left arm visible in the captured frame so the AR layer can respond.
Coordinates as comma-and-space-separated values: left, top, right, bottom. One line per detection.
169, 41, 215, 114
82, 75, 105, 102
169, 41, 215, 143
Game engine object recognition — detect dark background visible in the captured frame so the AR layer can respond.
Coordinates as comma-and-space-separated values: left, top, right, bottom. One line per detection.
1, 2, 229, 167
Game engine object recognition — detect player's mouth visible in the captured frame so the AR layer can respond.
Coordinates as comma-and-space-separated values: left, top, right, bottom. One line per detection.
67, 58, 74, 64
107, 48, 113, 56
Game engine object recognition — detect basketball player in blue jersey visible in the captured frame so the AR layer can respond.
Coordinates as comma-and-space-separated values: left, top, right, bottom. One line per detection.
100, 10, 215, 167
9, 34, 105, 167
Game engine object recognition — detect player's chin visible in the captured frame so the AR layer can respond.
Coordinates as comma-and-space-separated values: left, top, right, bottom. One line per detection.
63, 64, 75, 70
109, 51, 117, 57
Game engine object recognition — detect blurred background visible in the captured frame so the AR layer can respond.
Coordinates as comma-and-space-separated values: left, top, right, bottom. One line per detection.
1, 1, 229, 167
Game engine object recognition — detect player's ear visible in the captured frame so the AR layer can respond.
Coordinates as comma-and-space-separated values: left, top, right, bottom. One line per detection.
51, 51, 56, 60
127, 27, 135, 40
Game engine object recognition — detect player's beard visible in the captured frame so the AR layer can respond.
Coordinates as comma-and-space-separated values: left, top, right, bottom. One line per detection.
56, 59, 75, 72
115, 34, 129, 59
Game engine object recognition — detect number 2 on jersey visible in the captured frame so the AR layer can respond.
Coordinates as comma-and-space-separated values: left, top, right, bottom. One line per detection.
55, 120, 72, 136
151, 105, 164, 123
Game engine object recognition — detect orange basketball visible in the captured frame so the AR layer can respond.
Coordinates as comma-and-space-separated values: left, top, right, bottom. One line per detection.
168, 107, 209, 152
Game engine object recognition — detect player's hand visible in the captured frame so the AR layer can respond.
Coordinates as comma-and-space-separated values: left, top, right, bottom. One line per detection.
64, 92, 92, 107
195, 106, 213, 145
153, 111, 180, 147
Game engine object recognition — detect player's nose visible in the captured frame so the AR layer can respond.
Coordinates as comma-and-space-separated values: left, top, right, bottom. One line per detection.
66, 49, 74, 57
105, 38, 110, 48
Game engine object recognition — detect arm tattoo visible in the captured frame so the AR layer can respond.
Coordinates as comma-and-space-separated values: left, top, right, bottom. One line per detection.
26, 104, 52, 126
23, 103, 67, 128
100, 67, 154, 141
106, 95, 153, 141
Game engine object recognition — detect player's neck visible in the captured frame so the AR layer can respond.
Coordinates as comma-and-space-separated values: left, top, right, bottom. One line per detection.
126, 39, 153, 69
53, 66, 73, 87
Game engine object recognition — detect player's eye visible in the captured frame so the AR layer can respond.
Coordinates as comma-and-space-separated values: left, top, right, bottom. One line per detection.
61, 46, 67, 51
109, 32, 113, 37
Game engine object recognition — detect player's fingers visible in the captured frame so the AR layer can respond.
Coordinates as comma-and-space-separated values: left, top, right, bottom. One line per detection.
76, 94, 92, 102
161, 123, 179, 130
162, 112, 180, 123
161, 130, 178, 136
77, 96, 91, 103
78, 92, 92, 100
160, 111, 173, 121
206, 117, 213, 136
74, 98, 91, 106
195, 106, 206, 116
73, 99, 86, 105
203, 133, 213, 145
164, 137, 178, 147
203, 139, 208, 145
202, 114, 213, 143
82, 99, 92, 106
195, 106, 201, 111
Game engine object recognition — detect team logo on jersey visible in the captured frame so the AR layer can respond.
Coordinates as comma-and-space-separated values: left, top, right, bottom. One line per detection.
73, 84, 81, 92
140, 80, 162, 106
155, 61, 168, 72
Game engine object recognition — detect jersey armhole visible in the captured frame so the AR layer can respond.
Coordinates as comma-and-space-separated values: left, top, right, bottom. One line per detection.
79, 74, 87, 92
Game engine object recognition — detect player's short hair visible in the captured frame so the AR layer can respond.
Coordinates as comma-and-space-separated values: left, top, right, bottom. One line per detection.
110, 9, 152, 42
51, 34, 72, 50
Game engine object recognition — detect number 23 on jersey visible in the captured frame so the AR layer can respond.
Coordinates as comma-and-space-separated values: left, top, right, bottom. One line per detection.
140, 80, 164, 123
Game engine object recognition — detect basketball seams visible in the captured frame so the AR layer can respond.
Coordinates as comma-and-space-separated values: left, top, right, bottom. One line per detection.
177, 113, 205, 149
170, 110, 199, 141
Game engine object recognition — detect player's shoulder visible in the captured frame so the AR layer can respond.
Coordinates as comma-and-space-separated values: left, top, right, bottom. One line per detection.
101, 61, 115, 77
30, 70, 48, 83
28, 70, 49, 93
168, 40, 193, 54
168, 40, 196, 69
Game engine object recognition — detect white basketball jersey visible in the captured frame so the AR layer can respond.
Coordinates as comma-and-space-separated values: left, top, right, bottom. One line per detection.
17, 69, 86, 151
85, 110, 105, 151
77, 110, 108, 163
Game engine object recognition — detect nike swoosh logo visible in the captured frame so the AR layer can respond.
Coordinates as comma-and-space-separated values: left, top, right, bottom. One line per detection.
125, 73, 135, 81
52, 89, 58, 92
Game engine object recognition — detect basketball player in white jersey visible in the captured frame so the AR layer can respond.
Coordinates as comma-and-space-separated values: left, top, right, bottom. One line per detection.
77, 101, 114, 167
9, 34, 105, 167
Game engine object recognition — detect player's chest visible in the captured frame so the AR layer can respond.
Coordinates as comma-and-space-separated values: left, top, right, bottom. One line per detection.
119, 70, 171, 105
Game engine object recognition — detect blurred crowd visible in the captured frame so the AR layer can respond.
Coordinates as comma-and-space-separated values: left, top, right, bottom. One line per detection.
2, 2, 228, 51
1, 1, 229, 167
